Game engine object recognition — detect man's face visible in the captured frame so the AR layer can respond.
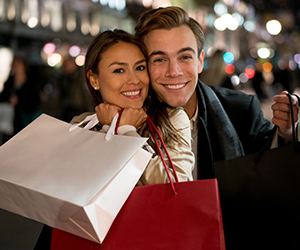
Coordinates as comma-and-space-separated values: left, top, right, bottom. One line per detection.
144, 25, 204, 114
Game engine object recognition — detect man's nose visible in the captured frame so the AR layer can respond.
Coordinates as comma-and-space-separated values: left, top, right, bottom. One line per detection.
165, 60, 183, 77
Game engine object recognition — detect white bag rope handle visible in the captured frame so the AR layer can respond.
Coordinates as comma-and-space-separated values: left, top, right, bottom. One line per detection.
69, 112, 120, 141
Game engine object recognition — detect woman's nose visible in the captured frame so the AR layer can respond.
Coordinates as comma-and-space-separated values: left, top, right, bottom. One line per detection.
127, 71, 140, 84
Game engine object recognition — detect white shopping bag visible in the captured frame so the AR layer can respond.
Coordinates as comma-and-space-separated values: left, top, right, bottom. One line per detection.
0, 114, 151, 243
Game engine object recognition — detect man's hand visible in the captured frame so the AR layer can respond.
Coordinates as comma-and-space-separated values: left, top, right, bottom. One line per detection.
271, 90, 299, 141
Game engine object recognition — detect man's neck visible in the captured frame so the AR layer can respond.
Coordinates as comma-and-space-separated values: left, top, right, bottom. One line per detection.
183, 91, 197, 119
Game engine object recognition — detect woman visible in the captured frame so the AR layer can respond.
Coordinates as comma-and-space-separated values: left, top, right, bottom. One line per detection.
34, 30, 194, 249
73, 29, 194, 185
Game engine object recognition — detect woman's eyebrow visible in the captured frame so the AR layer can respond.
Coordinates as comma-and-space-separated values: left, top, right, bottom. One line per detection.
109, 61, 127, 67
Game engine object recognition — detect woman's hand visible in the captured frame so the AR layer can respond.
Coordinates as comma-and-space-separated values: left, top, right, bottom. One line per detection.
95, 103, 121, 126
119, 108, 147, 129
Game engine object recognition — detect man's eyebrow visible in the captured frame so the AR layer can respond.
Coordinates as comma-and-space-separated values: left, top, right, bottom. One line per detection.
149, 47, 196, 59
178, 47, 196, 54
148, 51, 165, 58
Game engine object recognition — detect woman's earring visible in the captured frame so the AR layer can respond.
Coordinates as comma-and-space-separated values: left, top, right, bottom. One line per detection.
94, 86, 99, 90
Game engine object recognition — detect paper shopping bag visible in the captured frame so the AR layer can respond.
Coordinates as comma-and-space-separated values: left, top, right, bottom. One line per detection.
51, 115, 225, 250
51, 178, 225, 250
214, 141, 300, 249
0, 114, 151, 244
214, 93, 300, 249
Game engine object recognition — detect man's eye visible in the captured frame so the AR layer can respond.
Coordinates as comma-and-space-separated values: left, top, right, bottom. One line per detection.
181, 55, 192, 60
153, 58, 164, 63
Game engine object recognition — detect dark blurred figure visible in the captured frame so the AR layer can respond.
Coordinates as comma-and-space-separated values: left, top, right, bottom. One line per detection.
273, 61, 297, 95
200, 49, 234, 89
58, 57, 93, 122
251, 60, 269, 101
0, 56, 41, 142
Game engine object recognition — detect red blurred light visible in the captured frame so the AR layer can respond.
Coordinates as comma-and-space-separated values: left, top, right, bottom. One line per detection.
245, 68, 255, 79
225, 64, 235, 74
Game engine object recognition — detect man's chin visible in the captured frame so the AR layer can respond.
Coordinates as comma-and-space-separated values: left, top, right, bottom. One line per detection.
165, 99, 188, 108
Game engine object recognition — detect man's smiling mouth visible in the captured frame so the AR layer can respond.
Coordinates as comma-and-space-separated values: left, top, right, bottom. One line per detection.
163, 83, 186, 90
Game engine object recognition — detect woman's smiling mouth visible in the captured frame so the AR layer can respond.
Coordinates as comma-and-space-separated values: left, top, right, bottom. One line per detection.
122, 90, 141, 97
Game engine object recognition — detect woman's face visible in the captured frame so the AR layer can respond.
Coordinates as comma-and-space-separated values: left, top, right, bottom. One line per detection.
92, 41, 149, 109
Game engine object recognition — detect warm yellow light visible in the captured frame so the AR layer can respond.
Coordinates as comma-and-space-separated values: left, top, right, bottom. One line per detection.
263, 62, 273, 72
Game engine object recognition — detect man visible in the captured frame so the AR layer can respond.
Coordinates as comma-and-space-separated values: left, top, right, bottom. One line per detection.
135, 6, 298, 179
135, 6, 299, 249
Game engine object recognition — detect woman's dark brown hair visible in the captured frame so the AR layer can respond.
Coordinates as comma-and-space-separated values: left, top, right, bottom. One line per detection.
84, 29, 148, 105
84, 29, 187, 152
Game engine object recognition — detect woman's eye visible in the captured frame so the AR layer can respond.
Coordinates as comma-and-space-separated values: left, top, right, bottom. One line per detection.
136, 65, 146, 71
113, 68, 124, 73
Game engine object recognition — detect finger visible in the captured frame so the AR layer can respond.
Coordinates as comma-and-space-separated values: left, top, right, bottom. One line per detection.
273, 110, 289, 122
280, 90, 289, 95
271, 102, 290, 113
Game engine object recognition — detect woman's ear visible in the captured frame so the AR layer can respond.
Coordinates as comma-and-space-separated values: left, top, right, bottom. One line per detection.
87, 70, 100, 90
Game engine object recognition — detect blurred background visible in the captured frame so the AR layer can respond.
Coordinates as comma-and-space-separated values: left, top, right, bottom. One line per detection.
0, 0, 300, 145
0, 0, 299, 249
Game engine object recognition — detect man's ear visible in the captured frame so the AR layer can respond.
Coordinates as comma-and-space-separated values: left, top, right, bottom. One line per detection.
197, 50, 205, 74
87, 70, 100, 90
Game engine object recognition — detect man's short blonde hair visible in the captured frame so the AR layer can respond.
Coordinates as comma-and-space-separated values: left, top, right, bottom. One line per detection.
135, 6, 205, 57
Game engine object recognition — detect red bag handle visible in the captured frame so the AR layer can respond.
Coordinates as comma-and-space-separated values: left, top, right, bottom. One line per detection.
115, 109, 178, 195
146, 116, 178, 195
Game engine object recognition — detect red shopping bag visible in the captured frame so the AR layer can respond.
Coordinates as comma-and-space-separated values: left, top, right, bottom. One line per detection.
51, 179, 225, 250
51, 115, 226, 250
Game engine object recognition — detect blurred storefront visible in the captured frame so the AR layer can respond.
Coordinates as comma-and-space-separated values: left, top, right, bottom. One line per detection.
0, 0, 299, 123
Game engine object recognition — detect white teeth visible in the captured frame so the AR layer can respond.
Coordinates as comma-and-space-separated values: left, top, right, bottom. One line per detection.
122, 90, 140, 96
165, 83, 185, 89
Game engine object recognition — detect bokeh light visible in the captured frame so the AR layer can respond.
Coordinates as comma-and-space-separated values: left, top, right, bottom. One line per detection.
231, 75, 240, 86
43, 43, 56, 55
223, 52, 234, 64
294, 54, 300, 64
27, 17, 38, 28
244, 20, 256, 32
214, 2, 228, 16
69, 45, 80, 57
239, 72, 249, 83
116, 0, 126, 11
75, 55, 85, 66
142, 0, 152, 8
47, 53, 62, 67
225, 64, 235, 74
245, 68, 255, 78
257, 48, 270, 59
262, 62, 273, 72
100, 0, 108, 5
214, 17, 227, 31
232, 12, 244, 26
266, 19, 282, 35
